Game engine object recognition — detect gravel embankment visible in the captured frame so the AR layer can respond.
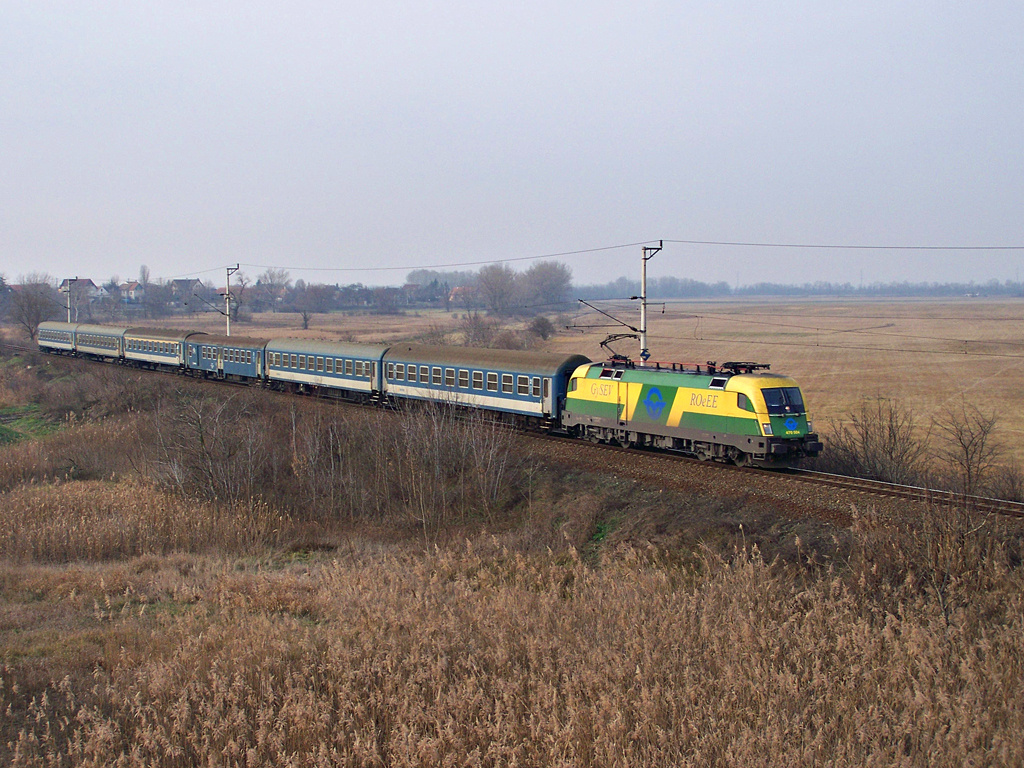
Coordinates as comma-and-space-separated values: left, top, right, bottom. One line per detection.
520, 435, 910, 527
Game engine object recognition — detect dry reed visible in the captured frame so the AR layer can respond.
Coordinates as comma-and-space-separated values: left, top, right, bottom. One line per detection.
2, 534, 1022, 767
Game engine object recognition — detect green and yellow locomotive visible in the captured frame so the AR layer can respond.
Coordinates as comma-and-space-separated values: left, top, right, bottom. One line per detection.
561, 360, 822, 467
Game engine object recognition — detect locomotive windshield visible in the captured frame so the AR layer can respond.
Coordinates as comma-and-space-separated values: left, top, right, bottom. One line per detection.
761, 387, 804, 415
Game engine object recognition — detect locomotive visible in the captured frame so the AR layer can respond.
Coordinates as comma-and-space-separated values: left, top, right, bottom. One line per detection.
37, 321, 821, 467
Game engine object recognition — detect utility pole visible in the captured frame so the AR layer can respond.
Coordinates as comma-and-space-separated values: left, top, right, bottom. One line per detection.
63, 276, 78, 323
225, 264, 239, 336
639, 241, 662, 362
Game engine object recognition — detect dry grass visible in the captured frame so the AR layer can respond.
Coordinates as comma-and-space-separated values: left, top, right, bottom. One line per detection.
0, 480, 288, 563
3, 304, 1024, 764
2, 526, 1022, 767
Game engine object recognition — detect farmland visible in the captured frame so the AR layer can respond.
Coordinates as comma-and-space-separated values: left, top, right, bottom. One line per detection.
1, 299, 1023, 766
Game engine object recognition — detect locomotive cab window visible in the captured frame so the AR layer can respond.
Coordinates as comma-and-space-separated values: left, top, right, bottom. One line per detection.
737, 393, 755, 412
761, 387, 804, 415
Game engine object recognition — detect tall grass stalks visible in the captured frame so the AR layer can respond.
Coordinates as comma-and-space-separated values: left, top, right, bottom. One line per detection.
3, 540, 1022, 766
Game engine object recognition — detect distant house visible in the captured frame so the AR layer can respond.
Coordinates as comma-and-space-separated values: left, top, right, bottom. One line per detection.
170, 278, 205, 301
119, 281, 145, 303
449, 285, 479, 307
58, 278, 106, 300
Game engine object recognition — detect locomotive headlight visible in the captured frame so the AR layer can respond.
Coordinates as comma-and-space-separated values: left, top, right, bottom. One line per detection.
762, 423, 773, 436
807, 420, 813, 432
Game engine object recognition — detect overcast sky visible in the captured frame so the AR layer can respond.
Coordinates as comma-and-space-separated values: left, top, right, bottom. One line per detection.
2, 2, 1022, 289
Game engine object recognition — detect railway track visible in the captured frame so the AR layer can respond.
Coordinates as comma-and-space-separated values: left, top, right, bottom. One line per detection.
11, 340, 1024, 521
782, 468, 1024, 519
521, 431, 1024, 520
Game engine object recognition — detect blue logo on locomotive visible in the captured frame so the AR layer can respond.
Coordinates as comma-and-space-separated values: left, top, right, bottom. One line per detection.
785, 417, 799, 432
643, 388, 666, 420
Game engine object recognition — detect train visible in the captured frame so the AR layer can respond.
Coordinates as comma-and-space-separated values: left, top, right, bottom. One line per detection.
36, 321, 822, 467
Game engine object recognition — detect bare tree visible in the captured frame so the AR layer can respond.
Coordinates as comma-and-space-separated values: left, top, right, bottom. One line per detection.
824, 397, 928, 484
934, 399, 1002, 496
287, 283, 334, 329
10, 273, 59, 341
229, 272, 251, 322
520, 260, 572, 314
0, 274, 10, 322
527, 315, 556, 341
257, 268, 291, 312
460, 311, 498, 346
371, 286, 402, 314
477, 263, 518, 315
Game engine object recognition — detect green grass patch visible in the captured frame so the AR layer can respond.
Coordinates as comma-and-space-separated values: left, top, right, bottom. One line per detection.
0, 404, 61, 443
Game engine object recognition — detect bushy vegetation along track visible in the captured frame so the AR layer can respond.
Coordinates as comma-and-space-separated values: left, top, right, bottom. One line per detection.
17, 341, 1022, 522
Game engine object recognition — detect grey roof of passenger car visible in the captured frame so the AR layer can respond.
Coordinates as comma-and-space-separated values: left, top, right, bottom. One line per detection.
194, 334, 270, 348
266, 338, 390, 358
125, 327, 208, 342
72, 323, 132, 336
383, 344, 591, 377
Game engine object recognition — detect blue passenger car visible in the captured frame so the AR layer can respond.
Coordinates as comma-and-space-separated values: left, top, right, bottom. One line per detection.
73, 323, 128, 361
37, 321, 78, 354
265, 339, 389, 400
186, 335, 268, 381
381, 344, 590, 423
125, 327, 206, 370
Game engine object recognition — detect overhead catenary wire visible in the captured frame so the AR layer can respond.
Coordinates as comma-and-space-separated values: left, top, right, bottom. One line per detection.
147, 236, 1024, 284
642, 333, 1024, 361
